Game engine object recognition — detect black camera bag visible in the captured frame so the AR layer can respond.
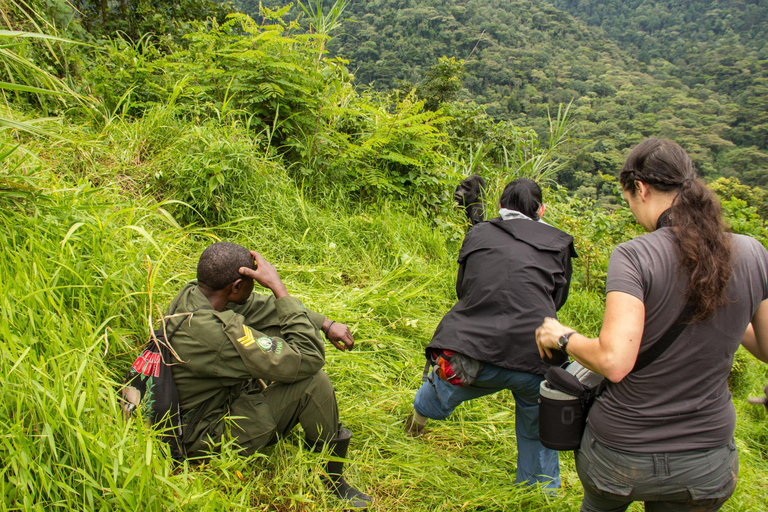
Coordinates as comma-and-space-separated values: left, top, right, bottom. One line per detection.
538, 301, 694, 451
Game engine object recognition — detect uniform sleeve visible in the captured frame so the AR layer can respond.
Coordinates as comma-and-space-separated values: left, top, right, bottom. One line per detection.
230, 293, 327, 332
220, 296, 326, 383
305, 309, 327, 330
606, 242, 645, 302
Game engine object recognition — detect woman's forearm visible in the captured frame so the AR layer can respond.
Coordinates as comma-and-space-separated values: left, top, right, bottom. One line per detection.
742, 300, 768, 363
536, 291, 646, 382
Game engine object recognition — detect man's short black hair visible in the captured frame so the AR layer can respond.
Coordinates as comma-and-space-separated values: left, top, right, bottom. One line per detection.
197, 242, 253, 290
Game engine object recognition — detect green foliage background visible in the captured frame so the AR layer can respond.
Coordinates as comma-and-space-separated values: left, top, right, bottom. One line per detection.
232, 0, 768, 207
1, 1, 767, 510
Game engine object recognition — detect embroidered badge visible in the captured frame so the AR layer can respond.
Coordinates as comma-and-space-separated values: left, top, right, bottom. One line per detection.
237, 327, 256, 347
257, 337, 273, 352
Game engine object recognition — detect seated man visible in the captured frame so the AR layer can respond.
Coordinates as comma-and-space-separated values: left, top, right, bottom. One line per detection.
166, 242, 370, 509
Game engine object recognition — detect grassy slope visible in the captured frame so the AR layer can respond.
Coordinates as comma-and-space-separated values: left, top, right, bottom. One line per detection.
1, 110, 767, 511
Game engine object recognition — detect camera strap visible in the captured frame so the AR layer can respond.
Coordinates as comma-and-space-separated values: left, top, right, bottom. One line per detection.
631, 300, 695, 374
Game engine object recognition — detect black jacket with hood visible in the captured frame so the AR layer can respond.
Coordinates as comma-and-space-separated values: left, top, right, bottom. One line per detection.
426, 217, 576, 376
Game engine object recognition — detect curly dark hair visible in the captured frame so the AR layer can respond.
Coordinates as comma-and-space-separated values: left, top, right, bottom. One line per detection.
620, 138, 732, 321
196, 242, 253, 290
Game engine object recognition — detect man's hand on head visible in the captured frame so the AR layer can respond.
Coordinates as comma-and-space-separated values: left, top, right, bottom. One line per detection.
325, 321, 355, 351
238, 251, 289, 299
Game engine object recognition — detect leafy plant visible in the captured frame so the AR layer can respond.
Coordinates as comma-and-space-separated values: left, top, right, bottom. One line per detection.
297, 0, 349, 66
5, 2, 768, 512
0, 29, 84, 120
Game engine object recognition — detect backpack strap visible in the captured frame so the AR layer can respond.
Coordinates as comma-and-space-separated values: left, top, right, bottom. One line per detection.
160, 303, 215, 449
155, 305, 205, 364
631, 300, 695, 374
162, 299, 185, 341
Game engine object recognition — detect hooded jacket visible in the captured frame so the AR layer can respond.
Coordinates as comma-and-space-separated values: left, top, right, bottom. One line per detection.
426, 217, 576, 375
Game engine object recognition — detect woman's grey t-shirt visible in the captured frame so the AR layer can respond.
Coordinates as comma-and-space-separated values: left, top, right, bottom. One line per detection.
589, 229, 768, 453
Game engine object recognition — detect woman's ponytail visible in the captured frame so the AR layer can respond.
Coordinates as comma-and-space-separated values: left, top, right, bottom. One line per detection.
620, 139, 732, 321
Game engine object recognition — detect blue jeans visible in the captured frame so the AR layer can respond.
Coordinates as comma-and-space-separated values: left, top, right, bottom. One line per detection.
413, 363, 560, 489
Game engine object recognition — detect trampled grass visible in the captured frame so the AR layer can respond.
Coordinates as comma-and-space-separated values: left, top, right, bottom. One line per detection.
1, 111, 767, 512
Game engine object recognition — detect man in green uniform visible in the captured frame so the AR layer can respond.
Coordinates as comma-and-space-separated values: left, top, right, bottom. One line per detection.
166, 242, 370, 509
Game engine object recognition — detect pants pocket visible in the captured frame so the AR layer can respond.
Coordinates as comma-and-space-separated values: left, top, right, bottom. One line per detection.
577, 431, 636, 498
222, 389, 276, 455
585, 466, 635, 497
687, 443, 738, 502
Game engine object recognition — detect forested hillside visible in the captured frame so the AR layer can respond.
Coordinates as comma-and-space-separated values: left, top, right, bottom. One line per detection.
2, 0, 768, 510
233, 0, 768, 200
549, 0, 768, 176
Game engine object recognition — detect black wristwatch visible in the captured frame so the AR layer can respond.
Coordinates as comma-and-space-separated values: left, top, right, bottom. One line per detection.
558, 331, 576, 353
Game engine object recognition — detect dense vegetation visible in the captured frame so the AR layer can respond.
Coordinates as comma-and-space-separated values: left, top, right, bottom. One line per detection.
551, 0, 768, 146
232, 0, 768, 205
2, 1, 767, 510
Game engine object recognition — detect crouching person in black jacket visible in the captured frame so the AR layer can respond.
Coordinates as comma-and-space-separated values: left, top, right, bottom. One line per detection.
405, 178, 577, 492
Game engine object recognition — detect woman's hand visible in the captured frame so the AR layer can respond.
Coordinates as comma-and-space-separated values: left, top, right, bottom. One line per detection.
536, 317, 574, 360
536, 292, 645, 382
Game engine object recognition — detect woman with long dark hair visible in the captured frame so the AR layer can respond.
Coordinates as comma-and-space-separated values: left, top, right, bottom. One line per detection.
536, 138, 768, 511
405, 178, 577, 491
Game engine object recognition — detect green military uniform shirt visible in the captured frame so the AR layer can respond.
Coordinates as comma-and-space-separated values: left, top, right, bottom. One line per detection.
165, 281, 328, 452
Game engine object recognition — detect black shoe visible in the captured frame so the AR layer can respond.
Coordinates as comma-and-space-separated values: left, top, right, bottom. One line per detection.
309, 427, 371, 510
323, 474, 372, 509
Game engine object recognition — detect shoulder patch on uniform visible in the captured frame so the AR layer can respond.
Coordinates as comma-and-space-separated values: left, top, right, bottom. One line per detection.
237, 326, 256, 347
255, 336, 283, 353
258, 337, 284, 353
257, 337, 272, 351
237, 326, 282, 353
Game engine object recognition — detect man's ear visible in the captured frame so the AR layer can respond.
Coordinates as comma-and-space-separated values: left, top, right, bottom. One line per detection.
221, 279, 241, 300
538, 204, 546, 218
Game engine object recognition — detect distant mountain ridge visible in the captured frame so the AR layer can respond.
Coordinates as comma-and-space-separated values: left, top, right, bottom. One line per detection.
548, 0, 768, 151
235, 0, 768, 191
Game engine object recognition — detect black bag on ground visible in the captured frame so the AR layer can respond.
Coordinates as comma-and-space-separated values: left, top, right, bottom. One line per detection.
538, 361, 604, 451
120, 326, 186, 461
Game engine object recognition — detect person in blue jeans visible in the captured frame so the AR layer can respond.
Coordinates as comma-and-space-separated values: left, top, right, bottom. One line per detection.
405, 178, 577, 491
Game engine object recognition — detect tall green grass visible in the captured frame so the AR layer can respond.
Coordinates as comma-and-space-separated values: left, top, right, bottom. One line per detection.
2, 3, 766, 509
0, 184, 183, 509
2, 86, 767, 512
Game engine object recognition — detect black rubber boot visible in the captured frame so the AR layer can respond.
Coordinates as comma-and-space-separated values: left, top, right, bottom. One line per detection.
313, 427, 371, 510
